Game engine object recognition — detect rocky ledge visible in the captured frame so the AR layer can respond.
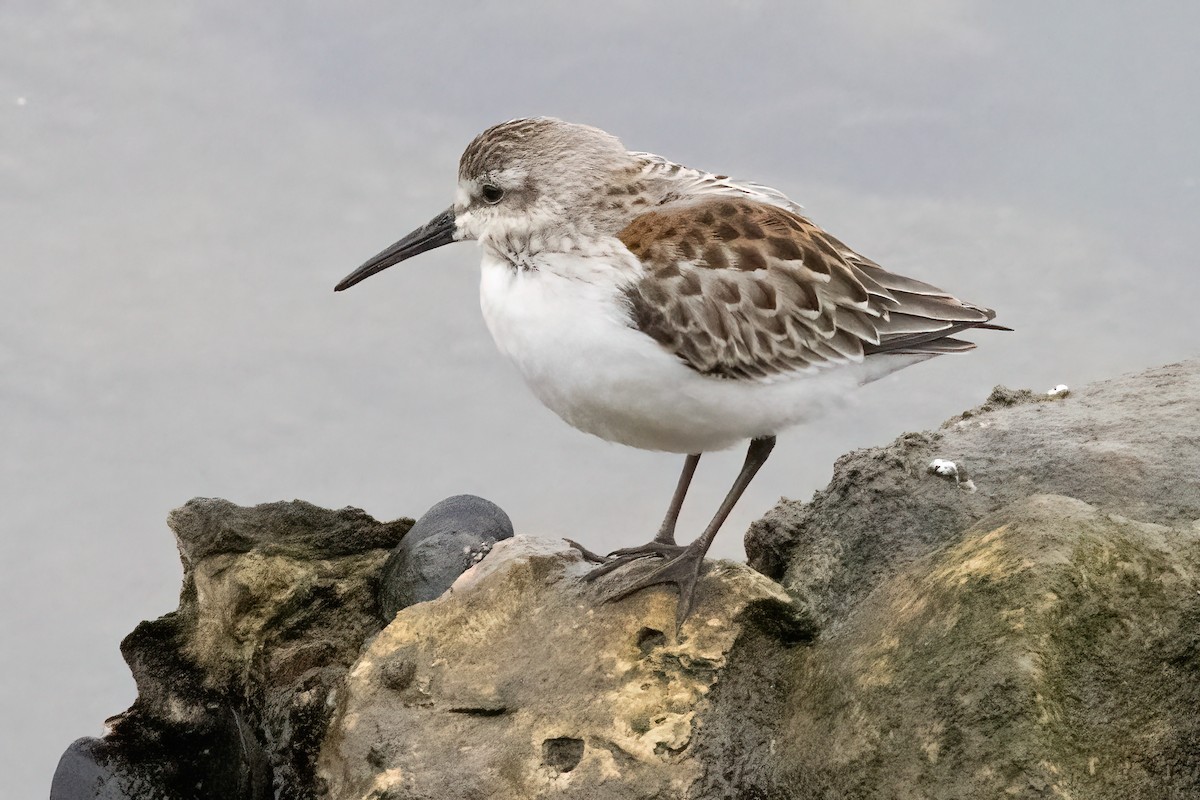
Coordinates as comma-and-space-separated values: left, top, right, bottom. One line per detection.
52, 361, 1200, 799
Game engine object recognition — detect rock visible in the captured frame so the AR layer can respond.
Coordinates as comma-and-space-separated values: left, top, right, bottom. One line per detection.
57, 361, 1200, 798
317, 535, 813, 800
56, 499, 411, 800
50, 706, 269, 800
746, 359, 1200, 628
170, 497, 408, 563
738, 359, 1200, 798
773, 494, 1200, 799
51, 738, 172, 800
378, 494, 514, 618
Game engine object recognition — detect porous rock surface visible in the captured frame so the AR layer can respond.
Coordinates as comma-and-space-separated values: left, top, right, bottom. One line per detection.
320, 536, 809, 800
747, 359, 1200, 626
746, 359, 1200, 798
774, 494, 1200, 798
53, 360, 1200, 799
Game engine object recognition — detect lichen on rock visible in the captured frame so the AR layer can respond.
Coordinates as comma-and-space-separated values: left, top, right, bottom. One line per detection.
775, 494, 1200, 798
747, 360, 1200, 627
53, 499, 411, 800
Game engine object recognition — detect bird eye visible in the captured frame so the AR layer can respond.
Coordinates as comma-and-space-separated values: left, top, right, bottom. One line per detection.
480, 184, 505, 204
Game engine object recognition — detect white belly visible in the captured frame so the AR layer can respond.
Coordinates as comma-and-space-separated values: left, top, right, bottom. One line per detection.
478, 254, 914, 453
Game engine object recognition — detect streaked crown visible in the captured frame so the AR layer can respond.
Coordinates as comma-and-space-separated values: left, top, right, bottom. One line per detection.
458, 117, 628, 186
453, 118, 648, 252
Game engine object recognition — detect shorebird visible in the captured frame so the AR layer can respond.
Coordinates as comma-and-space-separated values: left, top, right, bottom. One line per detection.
336, 117, 1005, 629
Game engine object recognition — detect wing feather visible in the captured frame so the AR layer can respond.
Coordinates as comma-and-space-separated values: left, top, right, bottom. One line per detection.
631, 152, 807, 214
618, 196, 1002, 380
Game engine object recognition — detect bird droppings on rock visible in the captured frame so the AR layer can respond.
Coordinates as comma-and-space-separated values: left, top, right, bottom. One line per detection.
928, 458, 958, 478
377, 494, 513, 618
928, 458, 977, 493
749, 361, 1200, 625
948, 382, 1078, 431
465, 540, 494, 564
943, 384, 1041, 429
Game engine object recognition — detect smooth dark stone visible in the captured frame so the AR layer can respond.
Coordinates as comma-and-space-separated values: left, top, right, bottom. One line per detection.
50, 705, 270, 800
51, 738, 170, 800
379, 494, 514, 618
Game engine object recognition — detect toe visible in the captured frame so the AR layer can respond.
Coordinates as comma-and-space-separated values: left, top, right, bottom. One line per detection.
609, 541, 685, 559
673, 575, 699, 634
565, 539, 609, 564
582, 553, 647, 582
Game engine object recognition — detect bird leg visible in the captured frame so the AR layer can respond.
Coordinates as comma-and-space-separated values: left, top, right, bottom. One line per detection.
621, 451, 701, 548
569, 453, 700, 577
602, 436, 776, 633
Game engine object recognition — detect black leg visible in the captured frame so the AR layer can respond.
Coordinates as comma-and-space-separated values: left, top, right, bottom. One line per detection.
604, 436, 776, 633
568, 453, 700, 575
651, 452, 701, 545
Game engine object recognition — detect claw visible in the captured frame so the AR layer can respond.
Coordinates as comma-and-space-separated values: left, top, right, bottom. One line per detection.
601, 544, 707, 634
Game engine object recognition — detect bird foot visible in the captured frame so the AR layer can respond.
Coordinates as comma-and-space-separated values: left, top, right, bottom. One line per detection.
597, 542, 708, 634
568, 539, 685, 582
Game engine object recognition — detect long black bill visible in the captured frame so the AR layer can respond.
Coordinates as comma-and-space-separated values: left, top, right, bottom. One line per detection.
334, 207, 457, 291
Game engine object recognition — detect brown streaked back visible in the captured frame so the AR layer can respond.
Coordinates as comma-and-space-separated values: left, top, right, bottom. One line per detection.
617, 197, 1000, 381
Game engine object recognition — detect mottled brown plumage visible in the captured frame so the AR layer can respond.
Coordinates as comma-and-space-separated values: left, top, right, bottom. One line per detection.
618, 197, 998, 381
338, 116, 1008, 631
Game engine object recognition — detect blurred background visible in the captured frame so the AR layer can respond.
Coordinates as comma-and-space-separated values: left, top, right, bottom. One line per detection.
3, 1, 1198, 794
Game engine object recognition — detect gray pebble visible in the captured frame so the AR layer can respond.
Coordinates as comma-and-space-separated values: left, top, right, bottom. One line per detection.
379, 495, 514, 618
51, 738, 171, 800
51, 706, 269, 800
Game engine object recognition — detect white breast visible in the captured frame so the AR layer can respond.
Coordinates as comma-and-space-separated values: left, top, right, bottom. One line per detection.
478, 252, 919, 453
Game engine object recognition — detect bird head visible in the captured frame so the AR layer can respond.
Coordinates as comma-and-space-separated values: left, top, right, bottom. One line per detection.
335, 117, 644, 291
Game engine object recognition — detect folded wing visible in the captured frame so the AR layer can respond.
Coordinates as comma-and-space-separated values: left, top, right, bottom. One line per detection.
618, 196, 1000, 381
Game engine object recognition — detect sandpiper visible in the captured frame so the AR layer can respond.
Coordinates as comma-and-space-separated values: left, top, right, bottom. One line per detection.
336, 117, 1005, 630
